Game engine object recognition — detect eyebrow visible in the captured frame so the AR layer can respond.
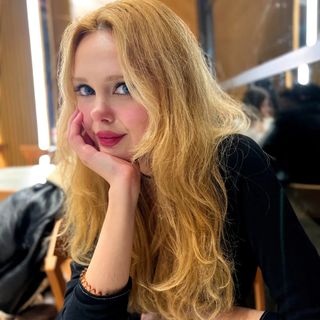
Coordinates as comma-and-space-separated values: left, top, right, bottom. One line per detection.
72, 75, 124, 82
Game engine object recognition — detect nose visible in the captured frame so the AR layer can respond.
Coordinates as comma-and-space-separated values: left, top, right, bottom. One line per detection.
90, 97, 114, 123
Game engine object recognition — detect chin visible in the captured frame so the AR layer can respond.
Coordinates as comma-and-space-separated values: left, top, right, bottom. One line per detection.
99, 147, 132, 162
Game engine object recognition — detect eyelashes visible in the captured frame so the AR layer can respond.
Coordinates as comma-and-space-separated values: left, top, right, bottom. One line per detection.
73, 82, 131, 96
114, 82, 130, 95
74, 84, 95, 96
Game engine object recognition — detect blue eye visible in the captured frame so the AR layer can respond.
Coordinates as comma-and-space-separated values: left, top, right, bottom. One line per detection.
114, 82, 130, 95
74, 84, 95, 96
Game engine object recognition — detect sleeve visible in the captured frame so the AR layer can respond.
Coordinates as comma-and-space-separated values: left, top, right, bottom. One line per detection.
57, 262, 140, 320
260, 311, 280, 320
224, 135, 320, 320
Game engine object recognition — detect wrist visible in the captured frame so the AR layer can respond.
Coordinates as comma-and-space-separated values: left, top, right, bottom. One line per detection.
108, 182, 140, 207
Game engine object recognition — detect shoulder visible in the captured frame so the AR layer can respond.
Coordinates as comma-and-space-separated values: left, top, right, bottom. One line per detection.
219, 134, 272, 178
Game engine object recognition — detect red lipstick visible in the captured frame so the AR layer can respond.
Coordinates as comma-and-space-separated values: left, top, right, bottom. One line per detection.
96, 131, 126, 147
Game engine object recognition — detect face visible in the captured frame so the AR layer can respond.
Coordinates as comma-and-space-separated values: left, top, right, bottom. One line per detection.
260, 98, 273, 118
72, 30, 149, 161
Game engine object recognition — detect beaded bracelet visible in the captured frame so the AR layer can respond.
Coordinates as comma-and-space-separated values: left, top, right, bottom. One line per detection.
80, 268, 103, 296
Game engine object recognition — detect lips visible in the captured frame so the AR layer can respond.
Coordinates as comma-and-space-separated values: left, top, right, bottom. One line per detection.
96, 131, 126, 147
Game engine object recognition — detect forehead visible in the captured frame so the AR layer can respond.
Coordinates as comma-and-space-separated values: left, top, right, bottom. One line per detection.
74, 30, 120, 74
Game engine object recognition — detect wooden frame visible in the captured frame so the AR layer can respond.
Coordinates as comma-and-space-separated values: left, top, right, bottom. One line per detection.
44, 219, 71, 311
253, 267, 266, 310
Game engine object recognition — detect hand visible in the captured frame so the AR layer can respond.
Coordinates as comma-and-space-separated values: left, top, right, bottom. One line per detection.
140, 308, 264, 320
141, 314, 157, 320
215, 307, 264, 320
67, 110, 141, 197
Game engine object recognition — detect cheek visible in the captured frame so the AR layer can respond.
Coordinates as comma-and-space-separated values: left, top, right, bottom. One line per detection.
125, 106, 149, 137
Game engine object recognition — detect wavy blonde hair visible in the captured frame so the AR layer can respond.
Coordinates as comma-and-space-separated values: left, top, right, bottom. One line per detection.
56, 0, 248, 319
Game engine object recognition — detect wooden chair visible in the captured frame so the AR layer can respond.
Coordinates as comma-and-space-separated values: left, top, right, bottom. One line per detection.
0, 190, 14, 201
253, 267, 266, 310
249, 183, 320, 311
44, 219, 71, 311
285, 183, 320, 223
0, 143, 7, 167
19, 144, 52, 165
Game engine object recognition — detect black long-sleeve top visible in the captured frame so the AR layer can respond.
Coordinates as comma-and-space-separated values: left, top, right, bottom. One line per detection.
57, 135, 320, 320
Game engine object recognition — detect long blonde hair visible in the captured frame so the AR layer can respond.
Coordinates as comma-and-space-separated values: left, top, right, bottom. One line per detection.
56, 0, 248, 319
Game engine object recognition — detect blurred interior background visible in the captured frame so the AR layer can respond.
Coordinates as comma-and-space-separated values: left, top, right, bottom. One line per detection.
0, 0, 319, 166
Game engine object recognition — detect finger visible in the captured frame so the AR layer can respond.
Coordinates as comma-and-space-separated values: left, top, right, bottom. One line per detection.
83, 131, 97, 148
68, 112, 96, 156
67, 109, 80, 129
65, 109, 79, 140
141, 314, 156, 320
68, 111, 83, 142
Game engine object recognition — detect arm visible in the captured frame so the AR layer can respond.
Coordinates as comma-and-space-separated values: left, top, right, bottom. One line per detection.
216, 308, 267, 320
85, 167, 138, 296
140, 308, 267, 320
225, 135, 320, 320
58, 111, 141, 319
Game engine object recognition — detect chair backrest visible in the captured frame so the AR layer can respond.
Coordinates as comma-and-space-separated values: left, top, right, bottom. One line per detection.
44, 219, 71, 311
253, 267, 266, 310
286, 183, 320, 223
0, 143, 7, 167
0, 191, 14, 201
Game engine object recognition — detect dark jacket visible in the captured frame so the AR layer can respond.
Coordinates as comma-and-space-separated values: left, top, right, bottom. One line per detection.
0, 181, 64, 314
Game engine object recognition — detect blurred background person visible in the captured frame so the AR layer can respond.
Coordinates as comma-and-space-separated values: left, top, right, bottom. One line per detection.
242, 86, 275, 144
263, 84, 320, 185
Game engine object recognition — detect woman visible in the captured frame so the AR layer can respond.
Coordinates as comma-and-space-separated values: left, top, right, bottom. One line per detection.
242, 86, 274, 144
56, 1, 320, 319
